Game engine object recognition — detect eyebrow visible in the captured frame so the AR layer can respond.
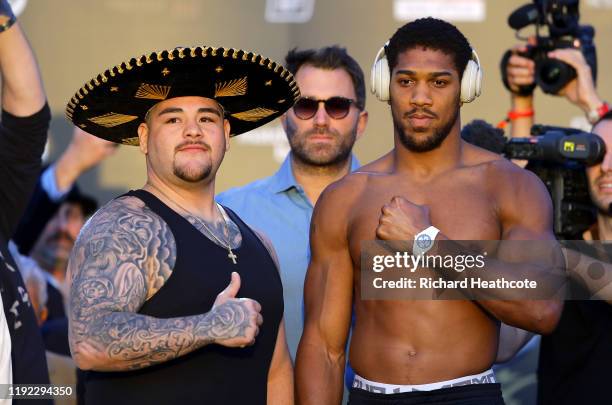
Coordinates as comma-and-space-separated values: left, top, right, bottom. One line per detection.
157, 107, 222, 117
395, 70, 453, 78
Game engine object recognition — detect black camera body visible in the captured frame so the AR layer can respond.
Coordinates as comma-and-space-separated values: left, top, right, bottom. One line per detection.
460, 120, 605, 238
504, 0, 597, 95
504, 125, 605, 238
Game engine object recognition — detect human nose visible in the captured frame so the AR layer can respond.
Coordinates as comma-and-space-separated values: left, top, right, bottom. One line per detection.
184, 116, 204, 137
410, 82, 432, 107
313, 101, 330, 127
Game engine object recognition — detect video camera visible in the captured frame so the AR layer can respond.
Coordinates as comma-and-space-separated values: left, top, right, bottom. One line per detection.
504, 126, 605, 238
502, 0, 597, 95
461, 120, 604, 238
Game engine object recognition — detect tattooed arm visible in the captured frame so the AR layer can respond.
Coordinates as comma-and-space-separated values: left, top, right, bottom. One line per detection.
68, 196, 263, 372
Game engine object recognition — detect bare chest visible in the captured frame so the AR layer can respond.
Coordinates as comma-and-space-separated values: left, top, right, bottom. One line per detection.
348, 173, 501, 261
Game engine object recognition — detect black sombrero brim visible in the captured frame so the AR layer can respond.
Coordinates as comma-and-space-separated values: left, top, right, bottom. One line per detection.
65, 46, 299, 145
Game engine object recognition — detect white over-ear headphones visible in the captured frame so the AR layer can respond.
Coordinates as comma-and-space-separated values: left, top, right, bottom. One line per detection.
370, 42, 483, 103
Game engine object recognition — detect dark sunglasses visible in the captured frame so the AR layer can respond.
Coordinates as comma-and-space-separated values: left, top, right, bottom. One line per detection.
293, 96, 356, 120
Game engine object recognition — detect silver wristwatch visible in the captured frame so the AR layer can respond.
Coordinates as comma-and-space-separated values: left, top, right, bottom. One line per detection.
413, 226, 440, 256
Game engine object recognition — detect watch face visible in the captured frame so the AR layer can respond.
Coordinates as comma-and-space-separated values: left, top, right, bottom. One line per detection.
416, 234, 432, 249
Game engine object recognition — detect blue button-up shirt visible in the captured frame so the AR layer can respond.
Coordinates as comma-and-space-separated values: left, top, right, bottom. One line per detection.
217, 154, 360, 359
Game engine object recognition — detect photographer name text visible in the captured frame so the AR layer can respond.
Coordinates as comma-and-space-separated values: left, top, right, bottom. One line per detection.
372, 277, 538, 289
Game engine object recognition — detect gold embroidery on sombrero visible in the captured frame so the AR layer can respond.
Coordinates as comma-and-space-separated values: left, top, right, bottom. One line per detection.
214, 76, 247, 97
122, 137, 140, 146
88, 112, 139, 128
135, 83, 171, 100
231, 107, 277, 122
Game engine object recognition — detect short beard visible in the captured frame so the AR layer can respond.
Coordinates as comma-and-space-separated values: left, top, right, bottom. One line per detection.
285, 116, 357, 167
173, 163, 212, 183
395, 104, 460, 153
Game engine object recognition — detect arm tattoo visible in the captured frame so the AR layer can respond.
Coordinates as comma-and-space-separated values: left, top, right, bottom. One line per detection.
68, 196, 249, 371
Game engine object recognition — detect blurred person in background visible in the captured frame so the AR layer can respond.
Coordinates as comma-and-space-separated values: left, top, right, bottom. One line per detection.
7, 127, 115, 367
14, 127, 114, 322
9, 242, 77, 405
218, 45, 368, 361
0, 0, 52, 397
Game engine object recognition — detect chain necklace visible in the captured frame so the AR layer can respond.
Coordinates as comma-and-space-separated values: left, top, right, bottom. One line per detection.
147, 184, 238, 264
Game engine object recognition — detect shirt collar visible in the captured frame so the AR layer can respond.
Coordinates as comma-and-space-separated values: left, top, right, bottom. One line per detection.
269, 153, 361, 194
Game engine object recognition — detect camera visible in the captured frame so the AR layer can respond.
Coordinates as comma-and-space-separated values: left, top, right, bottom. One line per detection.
502, 0, 597, 95
461, 120, 605, 238
505, 125, 605, 238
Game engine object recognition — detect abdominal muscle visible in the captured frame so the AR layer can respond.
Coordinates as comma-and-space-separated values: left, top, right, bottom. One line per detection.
348, 298, 499, 385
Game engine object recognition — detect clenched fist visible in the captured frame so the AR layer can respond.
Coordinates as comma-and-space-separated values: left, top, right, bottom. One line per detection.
376, 196, 432, 242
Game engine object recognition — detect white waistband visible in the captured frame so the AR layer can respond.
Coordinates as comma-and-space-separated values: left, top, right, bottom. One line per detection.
352, 369, 496, 394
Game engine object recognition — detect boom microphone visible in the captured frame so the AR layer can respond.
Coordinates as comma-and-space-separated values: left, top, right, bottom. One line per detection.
508, 3, 540, 30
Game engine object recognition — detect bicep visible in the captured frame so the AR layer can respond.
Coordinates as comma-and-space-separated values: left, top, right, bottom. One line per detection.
69, 197, 175, 335
500, 169, 554, 241
302, 191, 354, 353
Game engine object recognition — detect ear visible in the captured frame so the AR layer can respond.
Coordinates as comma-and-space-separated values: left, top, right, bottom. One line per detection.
137, 123, 149, 154
355, 110, 369, 141
223, 119, 231, 151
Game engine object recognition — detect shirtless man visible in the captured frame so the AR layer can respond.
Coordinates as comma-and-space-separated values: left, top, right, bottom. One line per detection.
295, 18, 563, 404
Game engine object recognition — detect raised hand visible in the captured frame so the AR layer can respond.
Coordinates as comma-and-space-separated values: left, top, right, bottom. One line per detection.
54, 126, 118, 191
548, 48, 602, 113
506, 46, 536, 93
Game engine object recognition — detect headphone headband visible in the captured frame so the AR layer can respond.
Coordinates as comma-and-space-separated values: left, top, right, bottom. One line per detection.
370, 44, 483, 103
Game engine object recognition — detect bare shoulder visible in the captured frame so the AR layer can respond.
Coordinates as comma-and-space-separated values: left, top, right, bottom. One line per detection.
318, 152, 395, 206
479, 158, 553, 237
315, 169, 369, 215
70, 195, 176, 302
355, 151, 394, 174
482, 157, 548, 196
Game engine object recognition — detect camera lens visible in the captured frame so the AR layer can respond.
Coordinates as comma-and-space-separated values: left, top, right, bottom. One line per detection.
536, 59, 577, 94
540, 63, 561, 84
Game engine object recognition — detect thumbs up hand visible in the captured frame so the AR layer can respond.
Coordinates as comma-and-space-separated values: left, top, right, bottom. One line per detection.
205, 272, 263, 348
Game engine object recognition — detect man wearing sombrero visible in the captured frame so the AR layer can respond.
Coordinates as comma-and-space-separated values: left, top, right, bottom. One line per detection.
66, 46, 297, 404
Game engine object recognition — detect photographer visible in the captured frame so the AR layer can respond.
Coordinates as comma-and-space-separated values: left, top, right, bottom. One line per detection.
503, 46, 608, 137
503, 40, 611, 405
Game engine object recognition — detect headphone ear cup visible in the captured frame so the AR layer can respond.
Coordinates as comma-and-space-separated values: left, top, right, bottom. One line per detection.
475, 64, 483, 98
371, 45, 390, 102
460, 59, 479, 103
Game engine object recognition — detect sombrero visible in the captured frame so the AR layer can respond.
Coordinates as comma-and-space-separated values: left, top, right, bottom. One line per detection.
65, 46, 299, 145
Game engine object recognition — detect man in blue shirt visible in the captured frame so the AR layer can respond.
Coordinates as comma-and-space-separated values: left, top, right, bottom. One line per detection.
218, 46, 368, 359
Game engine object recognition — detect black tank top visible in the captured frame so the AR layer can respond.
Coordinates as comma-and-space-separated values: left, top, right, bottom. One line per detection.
85, 190, 283, 405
